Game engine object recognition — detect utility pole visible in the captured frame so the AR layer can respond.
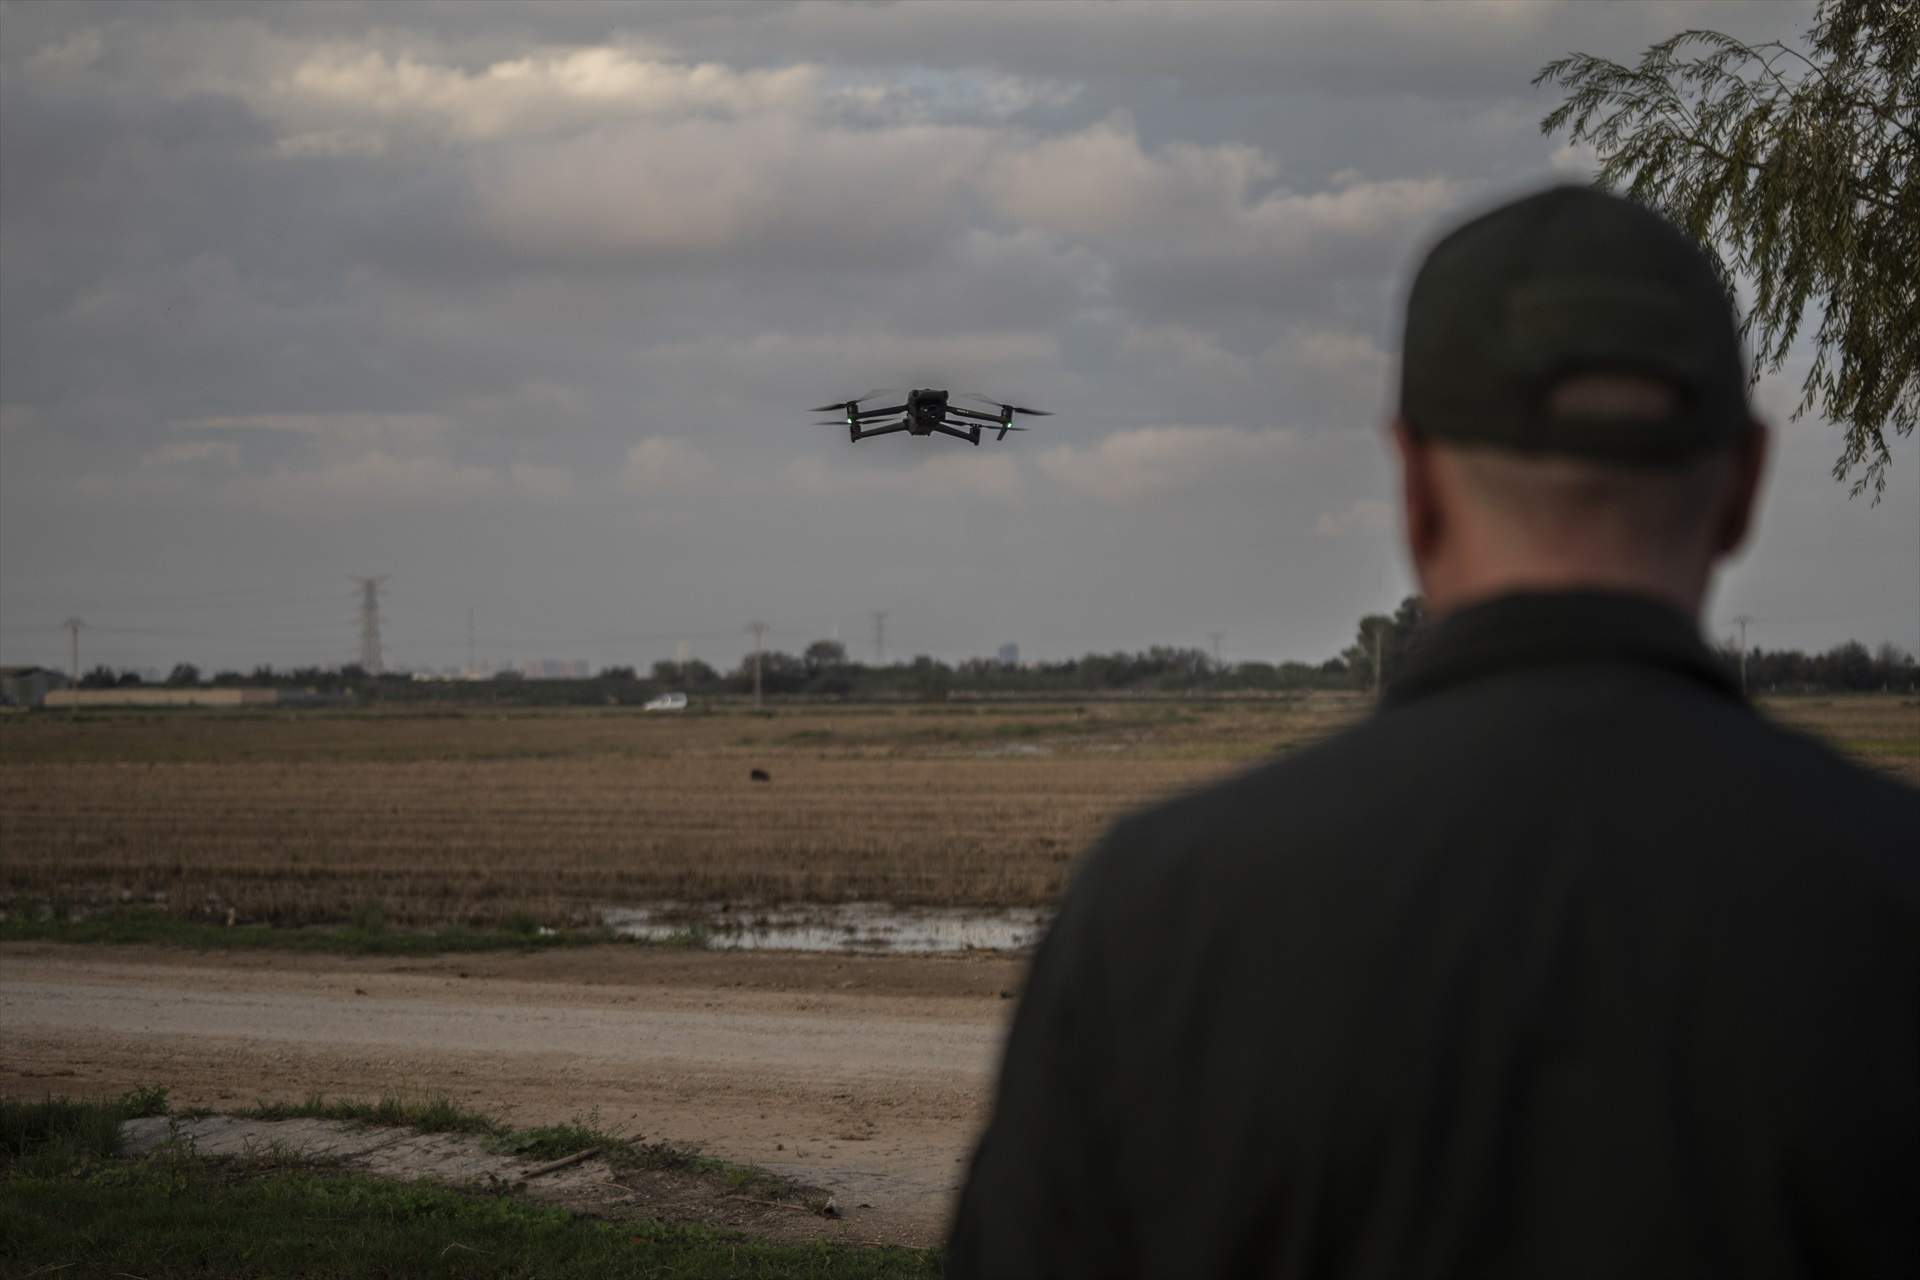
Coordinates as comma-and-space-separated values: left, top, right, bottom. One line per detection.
62, 617, 84, 685
352, 576, 388, 674
871, 610, 889, 666
748, 620, 769, 708
1207, 631, 1225, 670
1733, 614, 1755, 695
1371, 619, 1385, 697
466, 607, 476, 676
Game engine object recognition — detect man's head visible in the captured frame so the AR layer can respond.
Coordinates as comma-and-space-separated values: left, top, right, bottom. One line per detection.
1393, 185, 1767, 619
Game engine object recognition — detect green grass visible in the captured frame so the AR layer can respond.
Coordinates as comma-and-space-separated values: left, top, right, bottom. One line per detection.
0, 1164, 941, 1279
0, 906, 636, 956
496, 1122, 802, 1204
0, 1091, 940, 1276
239, 1092, 506, 1138
0, 1087, 169, 1177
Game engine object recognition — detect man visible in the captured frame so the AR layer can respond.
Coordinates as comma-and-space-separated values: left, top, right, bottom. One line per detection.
948, 186, 1918, 1278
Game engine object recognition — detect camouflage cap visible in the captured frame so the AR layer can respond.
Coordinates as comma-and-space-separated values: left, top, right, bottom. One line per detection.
1399, 184, 1753, 465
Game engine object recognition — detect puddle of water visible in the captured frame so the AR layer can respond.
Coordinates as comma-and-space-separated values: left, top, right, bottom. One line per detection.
601, 902, 1051, 954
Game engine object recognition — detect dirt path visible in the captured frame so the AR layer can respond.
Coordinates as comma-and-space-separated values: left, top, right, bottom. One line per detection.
0, 943, 1025, 1246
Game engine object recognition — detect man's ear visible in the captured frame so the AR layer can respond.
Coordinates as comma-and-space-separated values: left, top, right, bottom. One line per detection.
1713, 420, 1769, 556
1392, 418, 1440, 565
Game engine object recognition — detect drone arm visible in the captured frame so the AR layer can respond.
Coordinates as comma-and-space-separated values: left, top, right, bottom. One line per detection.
932, 422, 982, 445
945, 405, 1005, 424
854, 403, 909, 420
851, 420, 912, 441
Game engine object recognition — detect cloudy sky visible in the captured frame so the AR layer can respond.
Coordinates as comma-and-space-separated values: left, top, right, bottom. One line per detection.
1, 0, 1912, 676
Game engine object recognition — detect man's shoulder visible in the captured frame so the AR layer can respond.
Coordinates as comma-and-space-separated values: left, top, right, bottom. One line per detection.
1081, 683, 1919, 905
1078, 710, 1410, 900
1105, 694, 1472, 845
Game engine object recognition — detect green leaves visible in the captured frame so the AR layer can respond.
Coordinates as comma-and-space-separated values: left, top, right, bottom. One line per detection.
1538, 0, 1918, 499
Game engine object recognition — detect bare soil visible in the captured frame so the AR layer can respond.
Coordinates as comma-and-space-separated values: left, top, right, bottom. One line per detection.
0, 942, 1022, 1246
0, 700, 1335, 923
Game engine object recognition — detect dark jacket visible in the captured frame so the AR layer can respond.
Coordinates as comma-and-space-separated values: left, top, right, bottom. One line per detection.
949, 591, 1919, 1279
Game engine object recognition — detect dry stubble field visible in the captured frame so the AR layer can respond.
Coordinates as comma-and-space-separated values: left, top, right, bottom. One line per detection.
0, 695, 1912, 927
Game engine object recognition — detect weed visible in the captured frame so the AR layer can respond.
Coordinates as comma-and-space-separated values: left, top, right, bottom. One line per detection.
491, 1119, 608, 1162
659, 922, 713, 950
239, 1092, 504, 1137
0, 1086, 169, 1176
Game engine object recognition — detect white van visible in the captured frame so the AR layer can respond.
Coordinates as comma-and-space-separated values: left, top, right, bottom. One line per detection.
643, 692, 689, 712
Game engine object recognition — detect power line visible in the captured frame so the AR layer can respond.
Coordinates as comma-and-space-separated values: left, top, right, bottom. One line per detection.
747, 620, 769, 708
353, 577, 388, 674
62, 617, 84, 683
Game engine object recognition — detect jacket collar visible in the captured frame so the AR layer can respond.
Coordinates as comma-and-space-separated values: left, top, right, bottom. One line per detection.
1384, 590, 1744, 708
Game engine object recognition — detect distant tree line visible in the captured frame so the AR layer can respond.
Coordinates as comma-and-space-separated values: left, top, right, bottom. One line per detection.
64, 600, 1918, 702
1729, 641, 1920, 693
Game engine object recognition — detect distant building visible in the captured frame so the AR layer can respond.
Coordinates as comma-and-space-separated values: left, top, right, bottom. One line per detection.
997, 643, 1021, 667
0, 666, 70, 708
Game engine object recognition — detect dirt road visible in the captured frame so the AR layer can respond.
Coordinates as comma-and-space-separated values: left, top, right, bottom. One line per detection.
0, 942, 1025, 1245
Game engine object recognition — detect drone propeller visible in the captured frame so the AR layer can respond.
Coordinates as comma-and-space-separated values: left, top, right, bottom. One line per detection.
953, 392, 1052, 417
810, 388, 904, 412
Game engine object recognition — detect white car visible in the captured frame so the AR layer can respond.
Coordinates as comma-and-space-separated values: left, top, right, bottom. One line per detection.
643, 692, 689, 712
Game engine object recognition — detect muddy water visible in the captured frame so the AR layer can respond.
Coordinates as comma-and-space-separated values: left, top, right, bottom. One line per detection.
602, 902, 1051, 954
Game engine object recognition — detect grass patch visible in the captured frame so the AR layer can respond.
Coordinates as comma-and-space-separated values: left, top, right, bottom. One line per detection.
0, 1161, 941, 1278
1, 1091, 936, 1274
494, 1118, 802, 1205
656, 923, 713, 950
239, 1092, 505, 1138
490, 1117, 609, 1162
0, 1087, 168, 1176
0, 907, 630, 956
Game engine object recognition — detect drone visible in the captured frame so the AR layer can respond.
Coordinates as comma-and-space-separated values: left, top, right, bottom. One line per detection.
809, 389, 1051, 445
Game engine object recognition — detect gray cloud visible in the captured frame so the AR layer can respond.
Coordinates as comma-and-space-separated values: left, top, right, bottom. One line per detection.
2, 0, 1910, 676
